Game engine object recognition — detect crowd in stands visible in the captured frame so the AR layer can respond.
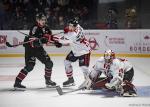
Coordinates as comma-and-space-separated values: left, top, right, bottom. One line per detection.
0, 0, 95, 30
0, 0, 140, 30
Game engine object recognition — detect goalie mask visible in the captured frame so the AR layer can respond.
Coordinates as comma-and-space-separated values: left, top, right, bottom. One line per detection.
36, 13, 47, 27
104, 50, 115, 63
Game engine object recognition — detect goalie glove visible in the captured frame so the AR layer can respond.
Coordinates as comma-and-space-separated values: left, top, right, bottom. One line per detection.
105, 77, 122, 90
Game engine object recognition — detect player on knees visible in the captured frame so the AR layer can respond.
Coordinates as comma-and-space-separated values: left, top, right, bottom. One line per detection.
54, 18, 91, 87
14, 13, 62, 89
81, 49, 137, 97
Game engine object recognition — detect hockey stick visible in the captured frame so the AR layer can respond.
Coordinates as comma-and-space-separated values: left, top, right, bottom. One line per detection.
17, 30, 29, 36
17, 30, 64, 37
6, 39, 36, 47
6, 31, 64, 47
56, 86, 86, 95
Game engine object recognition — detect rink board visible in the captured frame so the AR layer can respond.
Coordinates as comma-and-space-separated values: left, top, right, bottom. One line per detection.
0, 30, 150, 57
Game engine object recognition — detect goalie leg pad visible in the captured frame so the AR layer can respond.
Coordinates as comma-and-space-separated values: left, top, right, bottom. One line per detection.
92, 77, 110, 90
78, 76, 92, 89
80, 66, 90, 79
121, 80, 137, 97
89, 69, 102, 82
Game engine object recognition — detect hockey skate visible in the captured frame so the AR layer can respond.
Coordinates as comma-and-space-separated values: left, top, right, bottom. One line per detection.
45, 80, 57, 88
63, 77, 75, 87
44, 75, 57, 88
14, 82, 26, 90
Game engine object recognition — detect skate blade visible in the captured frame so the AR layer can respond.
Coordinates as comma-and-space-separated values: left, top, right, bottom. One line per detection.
13, 87, 26, 91
46, 85, 58, 88
63, 83, 75, 87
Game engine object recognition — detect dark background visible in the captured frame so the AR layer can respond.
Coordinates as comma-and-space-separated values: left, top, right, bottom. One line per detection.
0, 0, 150, 30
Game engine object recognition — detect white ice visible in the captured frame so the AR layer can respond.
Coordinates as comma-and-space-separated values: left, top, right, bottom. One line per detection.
0, 56, 150, 107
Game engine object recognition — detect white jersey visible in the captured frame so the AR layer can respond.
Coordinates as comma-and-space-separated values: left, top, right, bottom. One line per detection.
91, 57, 133, 81
58, 24, 91, 56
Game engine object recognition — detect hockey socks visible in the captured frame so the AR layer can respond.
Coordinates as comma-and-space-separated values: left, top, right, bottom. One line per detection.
44, 68, 56, 87
14, 69, 28, 89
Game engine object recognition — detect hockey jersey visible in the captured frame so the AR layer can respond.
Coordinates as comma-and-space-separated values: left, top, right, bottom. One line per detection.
91, 57, 133, 81
58, 24, 91, 56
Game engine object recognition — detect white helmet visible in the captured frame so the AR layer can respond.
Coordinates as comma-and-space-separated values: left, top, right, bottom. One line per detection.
104, 49, 115, 63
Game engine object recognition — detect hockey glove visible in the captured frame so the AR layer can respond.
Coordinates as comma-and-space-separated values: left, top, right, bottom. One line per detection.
54, 41, 62, 48
64, 26, 69, 33
43, 34, 52, 42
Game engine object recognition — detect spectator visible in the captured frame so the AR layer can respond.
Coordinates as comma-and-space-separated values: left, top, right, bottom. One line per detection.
124, 6, 139, 29
106, 8, 118, 29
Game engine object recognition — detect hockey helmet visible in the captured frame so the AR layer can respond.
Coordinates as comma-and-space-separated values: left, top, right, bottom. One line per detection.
68, 18, 79, 27
36, 13, 47, 21
104, 49, 115, 63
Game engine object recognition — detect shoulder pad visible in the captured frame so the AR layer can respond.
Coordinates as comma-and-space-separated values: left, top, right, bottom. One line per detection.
31, 26, 38, 35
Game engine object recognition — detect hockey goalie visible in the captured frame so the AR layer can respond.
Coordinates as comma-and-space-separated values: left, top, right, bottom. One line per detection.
79, 49, 137, 97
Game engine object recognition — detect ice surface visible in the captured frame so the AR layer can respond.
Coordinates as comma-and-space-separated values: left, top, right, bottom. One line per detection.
0, 57, 150, 107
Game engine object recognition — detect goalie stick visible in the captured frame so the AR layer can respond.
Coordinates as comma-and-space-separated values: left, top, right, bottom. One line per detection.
6, 31, 64, 47
56, 77, 110, 95
56, 86, 86, 95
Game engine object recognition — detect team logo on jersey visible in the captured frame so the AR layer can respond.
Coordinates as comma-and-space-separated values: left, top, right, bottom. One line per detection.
89, 37, 100, 50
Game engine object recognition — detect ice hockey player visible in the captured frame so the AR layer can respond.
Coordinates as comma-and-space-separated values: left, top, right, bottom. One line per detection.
80, 49, 137, 97
54, 18, 91, 87
13, 13, 62, 89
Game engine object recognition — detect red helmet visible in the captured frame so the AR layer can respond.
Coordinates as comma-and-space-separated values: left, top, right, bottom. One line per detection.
104, 50, 115, 63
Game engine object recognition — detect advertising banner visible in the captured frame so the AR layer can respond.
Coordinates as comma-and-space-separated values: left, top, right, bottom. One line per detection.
0, 30, 150, 56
